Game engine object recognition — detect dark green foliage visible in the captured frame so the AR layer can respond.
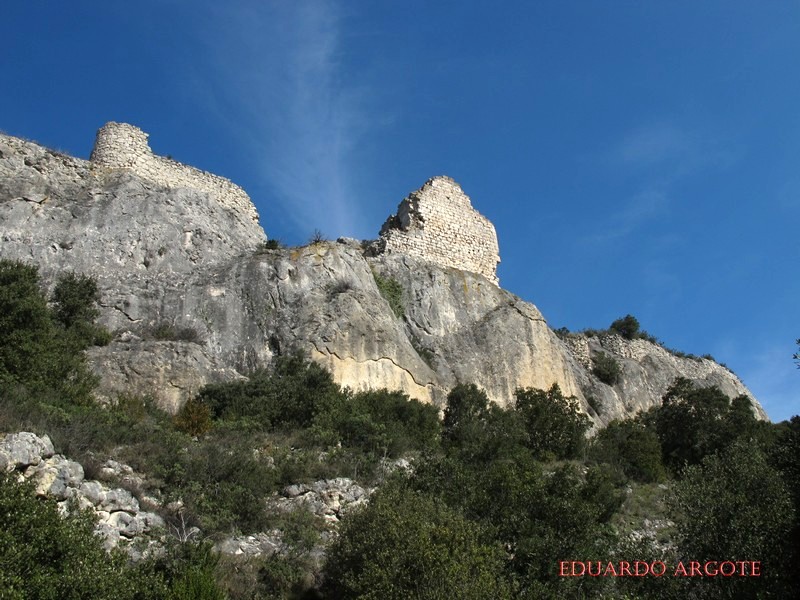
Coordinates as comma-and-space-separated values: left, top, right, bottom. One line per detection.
609, 314, 640, 339
323, 482, 511, 600
146, 322, 202, 343
199, 354, 438, 461
671, 441, 795, 599
514, 384, 591, 461
795, 338, 800, 367
0, 260, 100, 404
199, 354, 340, 430
264, 239, 282, 250
411, 456, 619, 599
442, 383, 528, 464
0, 474, 168, 599
158, 435, 277, 533
51, 271, 111, 346
590, 419, 666, 482
587, 394, 603, 416
313, 388, 440, 457
767, 416, 800, 577
644, 378, 760, 472
156, 542, 228, 600
371, 270, 404, 318
592, 351, 621, 385
52, 271, 101, 327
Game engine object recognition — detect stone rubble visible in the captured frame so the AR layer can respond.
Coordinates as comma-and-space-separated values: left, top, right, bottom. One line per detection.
0, 432, 165, 553
267, 478, 373, 525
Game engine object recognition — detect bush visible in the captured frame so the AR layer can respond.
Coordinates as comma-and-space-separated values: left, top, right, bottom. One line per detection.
198, 353, 340, 430
146, 322, 202, 343
590, 419, 666, 483
323, 483, 511, 599
671, 441, 796, 598
441, 384, 528, 464
0, 473, 168, 599
609, 314, 640, 340
256, 239, 283, 253
592, 351, 621, 385
313, 388, 441, 457
514, 384, 592, 461
643, 378, 760, 472
173, 398, 213, 436
0, 260, 99, 404
371, 270, 405, 318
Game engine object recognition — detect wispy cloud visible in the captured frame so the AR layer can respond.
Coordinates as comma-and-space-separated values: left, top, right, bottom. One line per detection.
613, 120, 741, 178
587, 186, 669, 244
185, 1, 373, 240
729, 341, 799, 422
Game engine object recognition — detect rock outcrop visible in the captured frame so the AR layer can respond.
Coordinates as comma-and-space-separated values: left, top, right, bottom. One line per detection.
0, 126, 766, 422
0, 432, 166, 555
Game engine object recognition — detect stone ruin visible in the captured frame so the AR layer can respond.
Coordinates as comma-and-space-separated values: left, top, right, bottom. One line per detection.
374, 176, 500, 285
90, 125, 499, 283
90, 122, 260, 225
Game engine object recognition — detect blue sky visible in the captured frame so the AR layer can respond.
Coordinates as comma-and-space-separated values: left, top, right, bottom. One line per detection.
2, 1, 798, 421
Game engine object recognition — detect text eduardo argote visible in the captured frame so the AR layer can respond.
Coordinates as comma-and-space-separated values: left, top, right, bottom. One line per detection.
559, 560, 761, 578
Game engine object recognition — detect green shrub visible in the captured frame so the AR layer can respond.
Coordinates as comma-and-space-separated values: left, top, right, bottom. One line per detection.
590, 419, 666, 483
313, 388, 441, 457
0, 260, 99, 404
0, 473, 168, 599
587, 395, 604, 416
643, 378, 760, 472
441, 383, 528, 464
198, 353, 341, 430
609, 314, 640, 339
146, 322, 202, 343
592, 351, 621, 385
323, 483, 511, 599
257, 239, 282, 251
514, 384, 592, 461
371, 269, 405, 318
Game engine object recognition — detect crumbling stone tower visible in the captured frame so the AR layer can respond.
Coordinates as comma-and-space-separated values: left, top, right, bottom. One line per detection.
376, 176, 500, 285
90, 122, 260, 225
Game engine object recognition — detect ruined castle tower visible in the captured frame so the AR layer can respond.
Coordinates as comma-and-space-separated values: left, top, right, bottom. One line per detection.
91, 122, 260, 225
376, 176, 500, 285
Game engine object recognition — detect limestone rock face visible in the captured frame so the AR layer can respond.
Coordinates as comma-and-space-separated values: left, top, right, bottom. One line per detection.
0, 132, 265, 289
0, 130, 767, 421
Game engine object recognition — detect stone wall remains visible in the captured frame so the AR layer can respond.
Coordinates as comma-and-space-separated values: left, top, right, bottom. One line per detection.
90, 122, 260, 224
377, 176, 500, 284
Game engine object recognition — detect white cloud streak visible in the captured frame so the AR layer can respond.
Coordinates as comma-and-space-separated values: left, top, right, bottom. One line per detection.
187, 1, 371, 240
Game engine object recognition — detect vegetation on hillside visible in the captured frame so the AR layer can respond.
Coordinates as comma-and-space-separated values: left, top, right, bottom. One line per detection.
0, 258, 797, 599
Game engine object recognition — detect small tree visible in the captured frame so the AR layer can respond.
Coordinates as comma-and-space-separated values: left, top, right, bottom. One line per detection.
514, 384, 591, 461
609, 314, 640, 339
323, 484, 511, 599
671, 441, 795, 598
592, 351, 621, 385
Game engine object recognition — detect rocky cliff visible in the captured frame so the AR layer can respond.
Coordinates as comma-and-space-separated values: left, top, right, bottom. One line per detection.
0, 126, 767, 422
